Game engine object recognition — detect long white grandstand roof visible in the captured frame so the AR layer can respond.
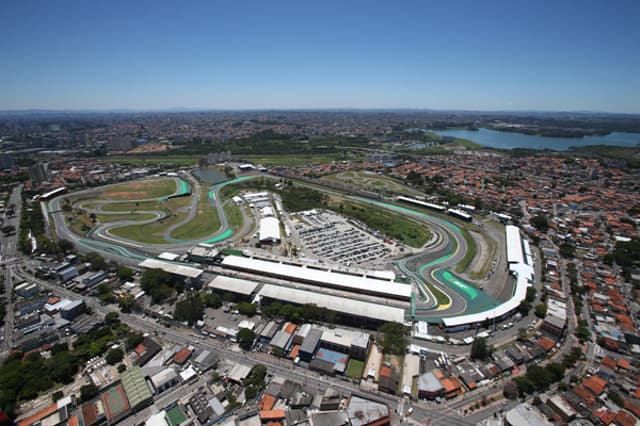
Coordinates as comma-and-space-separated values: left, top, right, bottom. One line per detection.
442, 225, 534, 328
397, 196, 445, 211
208, 275, 259, 296
506, 225, 524, 264
258, 284, 405, 323
221, 255, 411, 300
138, 258, 203, 279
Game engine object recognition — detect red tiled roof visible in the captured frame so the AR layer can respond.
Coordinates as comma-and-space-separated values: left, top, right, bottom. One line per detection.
595, 409, 616, 425
259, 394, 276, 411
259, 410, 286, 421
618, 358, 631, 370
173, 348, 192, 364
538, 337, 555, 352
17, 404, 58, 426
614, 410, 639, 426
601, 356, 617, 370
583, 375, 607, 396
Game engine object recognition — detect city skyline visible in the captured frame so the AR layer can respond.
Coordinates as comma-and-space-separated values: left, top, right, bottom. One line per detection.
1, 0, 639, 113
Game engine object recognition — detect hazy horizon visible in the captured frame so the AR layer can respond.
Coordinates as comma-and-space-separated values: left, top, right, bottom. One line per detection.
2, 0, 639, 113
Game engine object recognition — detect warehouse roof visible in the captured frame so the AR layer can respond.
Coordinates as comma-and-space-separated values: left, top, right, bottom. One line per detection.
259, 217, 281, 242
208, 275, 259, 296
258, 284, 405, 323
120, 367, 153, 409
223, 255, 411, 300
138, 258, 202, 279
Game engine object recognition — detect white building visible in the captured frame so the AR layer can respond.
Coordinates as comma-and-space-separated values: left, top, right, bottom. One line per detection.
259, 217, 281, 243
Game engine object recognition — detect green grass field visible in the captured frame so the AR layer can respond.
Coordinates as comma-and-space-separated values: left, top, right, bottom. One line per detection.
455, 227, 477, 274
223, 202, 244, 231
427, 281, 451, 306
345, 359, 365, 379
96, 213, 157, 223
170, 188, 221, 240
109, 210, 189, 244
100, 178, 177, 200
330, 201, 431, 248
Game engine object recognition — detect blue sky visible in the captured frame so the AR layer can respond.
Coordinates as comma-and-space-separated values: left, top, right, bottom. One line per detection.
1, 0, 639, 112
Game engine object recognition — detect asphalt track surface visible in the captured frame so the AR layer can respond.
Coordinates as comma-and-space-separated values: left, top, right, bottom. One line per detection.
49, 175, 252, 264
49, 175, 504, 319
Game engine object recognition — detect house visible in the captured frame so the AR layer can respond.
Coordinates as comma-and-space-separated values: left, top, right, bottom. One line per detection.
418, 372, 444, 400
378, 365, 399, 395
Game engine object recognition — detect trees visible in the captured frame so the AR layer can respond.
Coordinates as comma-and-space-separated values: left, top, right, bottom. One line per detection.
243, 365, 267, 401
503, 380, 519, 399
105, 348, 124, 365
470, 337, 491, 361
237, 328, 255, 351
235, 302, 257, 317
517, 328, 528, 342
378, 322, 409, 355
529, 215, 549, 232
575, 320, 591, 341
84, 252, 107, 271
201, 292, 222, 309
124, 331, 144, 351
118, 294, 136, 313
518, 300, 532, 316
140, 269, 176, 304
105, 312, 120, 327
534, 303, 547, 318
80, 384, 99, 402
97, 283, 116, 305
559, 243, 575, 259
116, 267, 134, 282
173, 296, 204, 326
525, 287, 537, 303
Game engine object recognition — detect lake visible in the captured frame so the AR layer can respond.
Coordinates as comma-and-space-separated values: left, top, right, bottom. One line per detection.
433, 128, 640, 151
192, 167, 228, 184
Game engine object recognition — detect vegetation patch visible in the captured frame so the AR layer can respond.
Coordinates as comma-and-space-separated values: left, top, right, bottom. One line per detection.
345, 359, 365, 379
170, 187, 221, 240
455, 227, 477, 274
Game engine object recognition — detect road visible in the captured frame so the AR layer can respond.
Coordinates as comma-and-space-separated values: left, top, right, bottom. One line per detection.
0, 185, 22, 360
14, 265, 474, 425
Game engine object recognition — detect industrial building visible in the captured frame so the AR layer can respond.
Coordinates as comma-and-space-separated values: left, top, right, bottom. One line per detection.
120, 367, 153, 411
259, 217, 281, 243
138, 258, 203, 281
257, 284, 405, 327
207, 275, 259, 299
223, 255, 411, 301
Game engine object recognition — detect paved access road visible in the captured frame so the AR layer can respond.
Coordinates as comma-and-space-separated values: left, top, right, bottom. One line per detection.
0, 185, 22, 360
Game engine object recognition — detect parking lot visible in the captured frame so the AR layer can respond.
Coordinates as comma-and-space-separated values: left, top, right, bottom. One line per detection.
292, 210, 397, 266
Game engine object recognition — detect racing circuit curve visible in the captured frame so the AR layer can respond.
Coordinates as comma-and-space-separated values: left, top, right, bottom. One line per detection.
47, 173, 525, 327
